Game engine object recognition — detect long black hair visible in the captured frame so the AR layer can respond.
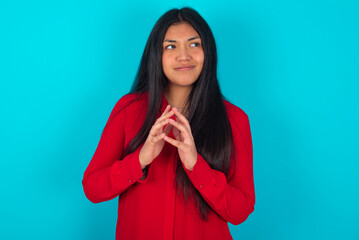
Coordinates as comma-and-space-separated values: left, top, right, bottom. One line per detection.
121, 7, 234, 220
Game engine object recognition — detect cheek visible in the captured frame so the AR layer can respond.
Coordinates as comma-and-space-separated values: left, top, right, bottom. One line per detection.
161, 57, 168, 71
162, 55, 171, 68
162, 56, 172, 77
196, 53, 205, 68
196, 50, 204, 63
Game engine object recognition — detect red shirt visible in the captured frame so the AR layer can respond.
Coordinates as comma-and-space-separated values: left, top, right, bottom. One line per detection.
82, 93, 255, 240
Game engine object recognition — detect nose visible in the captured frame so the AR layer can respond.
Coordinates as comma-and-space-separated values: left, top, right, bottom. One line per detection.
176, 45, 191, 61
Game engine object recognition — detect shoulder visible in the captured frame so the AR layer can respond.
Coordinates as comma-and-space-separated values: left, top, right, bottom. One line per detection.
223, 99, 249, 122
223, 99, 250, 134
108, 92, 148, 122
112, 92, 148, 112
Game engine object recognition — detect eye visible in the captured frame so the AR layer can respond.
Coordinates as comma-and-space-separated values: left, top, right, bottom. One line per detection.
190, 42, 201, 47
164, 45, 176, 50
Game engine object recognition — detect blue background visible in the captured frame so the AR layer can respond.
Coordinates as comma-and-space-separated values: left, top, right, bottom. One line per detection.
1, 0, 358, 239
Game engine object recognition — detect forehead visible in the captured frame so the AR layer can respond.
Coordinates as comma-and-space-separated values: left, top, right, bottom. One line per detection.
164, 22, 200, 40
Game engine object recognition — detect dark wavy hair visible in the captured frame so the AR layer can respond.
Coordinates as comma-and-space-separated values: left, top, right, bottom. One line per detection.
121, 7, 234, 220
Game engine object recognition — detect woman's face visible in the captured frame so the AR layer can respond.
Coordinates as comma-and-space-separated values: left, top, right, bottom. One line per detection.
162, 22, 204, 90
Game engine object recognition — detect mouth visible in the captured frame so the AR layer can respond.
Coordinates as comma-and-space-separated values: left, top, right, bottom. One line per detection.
174, 66, 195, 71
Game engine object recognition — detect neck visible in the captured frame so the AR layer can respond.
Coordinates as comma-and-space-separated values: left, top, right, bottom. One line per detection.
165, 84, 192, 110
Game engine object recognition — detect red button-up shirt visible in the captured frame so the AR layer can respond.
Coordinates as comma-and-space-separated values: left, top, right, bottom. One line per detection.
82, 92, 255, 239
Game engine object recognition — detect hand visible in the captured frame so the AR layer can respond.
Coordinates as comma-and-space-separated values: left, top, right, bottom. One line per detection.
139, 105, 174, 169
164, 107, 198, 171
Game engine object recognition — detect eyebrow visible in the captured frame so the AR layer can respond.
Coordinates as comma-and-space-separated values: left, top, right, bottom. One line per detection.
164, 36, 200, 43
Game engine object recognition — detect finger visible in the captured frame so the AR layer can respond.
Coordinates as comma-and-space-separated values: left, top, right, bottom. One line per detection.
164, 136, 182, 148
161, 105, 172, 117
155, 109, 174, 125
152, 118, 170, 134
172, 126, 181, 141
172, 108, 191, 131
151, 133, 166, 144
162, 104, 171, 115
149, 119, 169, 136
153, 112, 174, 136
154, 106, 171, 125
168, 119, 188, 139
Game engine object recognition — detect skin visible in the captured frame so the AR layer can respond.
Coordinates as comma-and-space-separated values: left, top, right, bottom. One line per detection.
162, 22, 204, 109
139, 22, 204, 171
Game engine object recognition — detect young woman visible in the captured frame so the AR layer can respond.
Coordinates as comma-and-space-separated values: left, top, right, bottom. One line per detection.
82, 7, 255, 240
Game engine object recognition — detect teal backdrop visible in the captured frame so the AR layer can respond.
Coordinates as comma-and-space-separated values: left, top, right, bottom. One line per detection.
1, 0, 358, 239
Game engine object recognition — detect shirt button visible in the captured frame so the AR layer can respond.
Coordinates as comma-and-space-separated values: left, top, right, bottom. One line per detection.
128, 179, 133, 183
199, 184, 203, 189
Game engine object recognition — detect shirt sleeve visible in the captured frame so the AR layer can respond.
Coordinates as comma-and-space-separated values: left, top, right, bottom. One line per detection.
183, 113, 255, 225
82, 96, 147, 204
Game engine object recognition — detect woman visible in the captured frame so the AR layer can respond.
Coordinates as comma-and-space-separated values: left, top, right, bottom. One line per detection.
82, 7, 255, 240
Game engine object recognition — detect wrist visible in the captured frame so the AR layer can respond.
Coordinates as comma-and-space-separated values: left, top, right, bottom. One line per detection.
139, 157, 147, 169
139, 149, 147, 169
185, 159, 197, 171
140, 162, 146, 169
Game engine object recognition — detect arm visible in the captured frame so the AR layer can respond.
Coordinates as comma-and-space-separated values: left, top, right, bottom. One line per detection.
82, 96, 146, 203
184, 113, 255, 225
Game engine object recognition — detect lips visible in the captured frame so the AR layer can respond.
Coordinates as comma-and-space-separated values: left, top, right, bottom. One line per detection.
174, 65, 195, 71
